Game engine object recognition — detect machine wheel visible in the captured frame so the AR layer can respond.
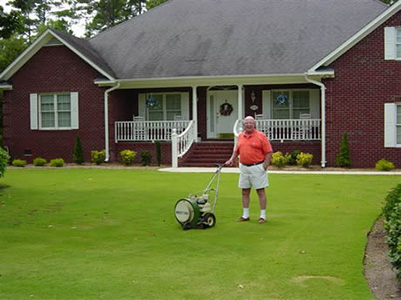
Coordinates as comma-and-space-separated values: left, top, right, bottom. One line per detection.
202, 213, 216, 228
182, 222, 192, 230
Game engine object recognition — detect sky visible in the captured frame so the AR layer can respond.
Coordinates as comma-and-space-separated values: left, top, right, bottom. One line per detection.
0, 0, 86, 37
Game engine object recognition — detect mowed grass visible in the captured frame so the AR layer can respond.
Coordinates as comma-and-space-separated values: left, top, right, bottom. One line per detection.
0, 169, 399, 300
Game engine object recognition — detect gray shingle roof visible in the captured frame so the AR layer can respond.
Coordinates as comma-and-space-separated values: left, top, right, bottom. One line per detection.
84, 0, 387, 79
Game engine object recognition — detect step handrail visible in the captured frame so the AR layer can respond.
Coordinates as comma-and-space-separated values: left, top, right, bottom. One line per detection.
171, 120, 196, 168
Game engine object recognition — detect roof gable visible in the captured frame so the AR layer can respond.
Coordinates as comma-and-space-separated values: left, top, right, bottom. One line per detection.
0, 29, 115, 81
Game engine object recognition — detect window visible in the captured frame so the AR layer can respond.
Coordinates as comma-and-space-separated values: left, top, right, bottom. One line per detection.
147, 93, 183, 121
384, 103, 401, 147
271, 90, 310, 119
384, 27, 401, 60
30, 92, 78, 130
397, 105, 401, 144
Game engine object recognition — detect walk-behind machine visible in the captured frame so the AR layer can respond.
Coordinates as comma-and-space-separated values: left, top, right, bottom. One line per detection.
174, 164, 223, 230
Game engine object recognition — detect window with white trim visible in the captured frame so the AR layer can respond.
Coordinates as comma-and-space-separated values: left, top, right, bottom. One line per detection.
147, 93, 182, 121
384, 27, 401, 60
384, 103, 401, 147
30, 92, 79, 130
271, 90, 310, 119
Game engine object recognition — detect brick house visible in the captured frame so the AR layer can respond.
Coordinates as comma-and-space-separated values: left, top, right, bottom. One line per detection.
1, 0, 401, 168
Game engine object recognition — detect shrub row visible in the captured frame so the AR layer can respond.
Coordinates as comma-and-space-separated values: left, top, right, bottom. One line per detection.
271, 150, 313, 168
383, 184, 401, 280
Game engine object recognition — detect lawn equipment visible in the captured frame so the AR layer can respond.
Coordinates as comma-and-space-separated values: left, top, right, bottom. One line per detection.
174, 164, 223, 230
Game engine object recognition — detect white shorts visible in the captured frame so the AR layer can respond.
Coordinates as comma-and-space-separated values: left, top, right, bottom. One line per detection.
238, 163, 269, 189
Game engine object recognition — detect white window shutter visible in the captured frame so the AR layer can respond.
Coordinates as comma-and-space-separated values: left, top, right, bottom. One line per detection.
181, 92, 189, 120
385, 27, 396, 60
310, 89, 320, 118
262, 90, 271, 118
384, 103, 397, 147
138, 93, 146, 119
30, 93, 38, 130
71, 92, 79, 129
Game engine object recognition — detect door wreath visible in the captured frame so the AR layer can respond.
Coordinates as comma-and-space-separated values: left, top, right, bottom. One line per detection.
220, 101, 233, 116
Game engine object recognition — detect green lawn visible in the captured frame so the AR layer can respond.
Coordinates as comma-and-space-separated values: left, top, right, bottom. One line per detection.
0, 169, 399, 300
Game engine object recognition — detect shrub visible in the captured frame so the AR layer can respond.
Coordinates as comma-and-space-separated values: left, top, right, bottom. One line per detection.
296, 152, 313, 168
271, 151, 288, 168
0, 147, 9, 177
120, 150, 137, 166
33, 157, 47, 166
288, 150, 301, 166
91, 150, 105, 165
12, 159, 27, 167
156, 141, 161, 166
73, 136, 85, 164
141, 151, 152, 166
336, 132, 352, 168
375, 159, 395, 171
383, 184, 401, 279
50, 158, 64, 167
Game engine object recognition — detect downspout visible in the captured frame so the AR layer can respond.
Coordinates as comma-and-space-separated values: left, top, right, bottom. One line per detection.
305, 75, 327, 168
104, 82, 121, 162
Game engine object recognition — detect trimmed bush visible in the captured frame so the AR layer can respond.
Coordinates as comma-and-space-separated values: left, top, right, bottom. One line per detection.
33, 157, 47, 166
0, 147, 9, 177
288, 150, 301, 166
336, 132, 352, 168
50, 158, 64, 167
296, 152, 313, 168
73, 136, 85, 164
383, 184, 401, 279
141, 152, 152, 166
271, 151, 288, 168
375, 159, 395, 171
12, 159, 27, 167
91, 150, 105, 165
120, 150, 137, 166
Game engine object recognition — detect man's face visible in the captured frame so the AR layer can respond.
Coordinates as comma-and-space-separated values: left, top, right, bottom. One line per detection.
243, 119, 255, 133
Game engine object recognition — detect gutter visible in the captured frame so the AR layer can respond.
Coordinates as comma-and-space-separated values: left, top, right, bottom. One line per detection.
305, 75, 327, 168
104, 82, 120, 161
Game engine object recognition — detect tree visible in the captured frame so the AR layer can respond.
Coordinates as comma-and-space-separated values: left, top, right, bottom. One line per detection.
336, 132, 352, 168
0, 5, 22, 39
146, 0, 167, 10
73, 135, 85, 164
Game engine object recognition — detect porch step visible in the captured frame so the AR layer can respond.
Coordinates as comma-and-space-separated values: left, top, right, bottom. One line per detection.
180, 141, 234, 167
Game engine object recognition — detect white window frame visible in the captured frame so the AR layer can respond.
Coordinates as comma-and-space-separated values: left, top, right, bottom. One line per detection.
138, 92, 189, 120
30, 92, 79, 130
384, 103, 401, 147
270, 89, 311, 119
384, 27, 401, 60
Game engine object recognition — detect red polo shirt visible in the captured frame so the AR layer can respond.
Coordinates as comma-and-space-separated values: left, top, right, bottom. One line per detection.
235, 130, 273, 164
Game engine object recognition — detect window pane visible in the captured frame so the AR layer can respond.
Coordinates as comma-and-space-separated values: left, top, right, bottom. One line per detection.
57, 94, 71, 111
166, 94, 181, 110
397, 106, 401, 124
42, 112, 55, 128
41, 95, 54, 112
293, 91, 309, 108
58, 112, 71, 127
149, 111, 163, 121
397, 29, 401, 43
272, 91, 289, 119
397, 126, 401, 144
148, 95, 163, 111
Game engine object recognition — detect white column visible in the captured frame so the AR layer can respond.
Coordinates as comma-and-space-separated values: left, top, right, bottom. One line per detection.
192, 86, 198, 141
237, 84, 243, 120
171, 129, 178, 168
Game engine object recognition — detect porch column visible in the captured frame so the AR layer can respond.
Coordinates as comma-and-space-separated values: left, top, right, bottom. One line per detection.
237, 84, 243, 120
192, 86, 198, 140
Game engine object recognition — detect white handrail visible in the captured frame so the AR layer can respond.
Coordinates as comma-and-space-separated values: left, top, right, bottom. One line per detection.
172, 120, 196, 168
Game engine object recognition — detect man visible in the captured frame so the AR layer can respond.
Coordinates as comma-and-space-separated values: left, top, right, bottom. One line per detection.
225, 116, 273, 223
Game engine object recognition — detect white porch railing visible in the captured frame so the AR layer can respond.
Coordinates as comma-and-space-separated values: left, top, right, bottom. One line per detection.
234, 119, 321, 141
115, 120, 190, 142
171, 121, 197, 168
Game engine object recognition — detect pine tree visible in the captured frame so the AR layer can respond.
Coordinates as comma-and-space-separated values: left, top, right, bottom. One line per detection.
73, 135, 85, 164
336, 132, 352, 168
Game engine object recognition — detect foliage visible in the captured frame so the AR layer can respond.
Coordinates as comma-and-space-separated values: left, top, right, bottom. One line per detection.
375, 159, 395, 171
33, 157, 47, 166
288, 150, 301, 166
383, 184, 401, 279
12, 159, 27, 167
271, 151, 288, 168
49, 158, 64, 167
140, 151, 152, 166
120, 149, 137, 166
91, 150, 105, 165
73, 136, 84, 164
146, 0, 167, 10
336, 132, 352, 168
0, 6, 22, 39
155, 141, 161, 166
0, 35, 27, 73
296, 152, 313, 168
0, 147, 9, 177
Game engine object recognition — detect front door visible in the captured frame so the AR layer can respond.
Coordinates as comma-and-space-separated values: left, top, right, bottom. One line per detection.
207, 90, 238, 138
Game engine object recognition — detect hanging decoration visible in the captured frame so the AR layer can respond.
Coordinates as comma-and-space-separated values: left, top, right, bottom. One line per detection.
146, 96, 158, 108
275, 94, 289, 105
220, 101, 233, 116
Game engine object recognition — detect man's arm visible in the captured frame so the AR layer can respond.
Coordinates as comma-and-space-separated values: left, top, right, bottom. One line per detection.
263, 152, 272, 170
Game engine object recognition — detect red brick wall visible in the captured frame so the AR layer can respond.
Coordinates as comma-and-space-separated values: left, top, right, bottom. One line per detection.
323, 11, 401, 168
3, 45, 106, 163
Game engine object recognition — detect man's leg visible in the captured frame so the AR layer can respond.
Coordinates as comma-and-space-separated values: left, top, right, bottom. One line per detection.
256, 188, 267, 222
240, 188, 251, 220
